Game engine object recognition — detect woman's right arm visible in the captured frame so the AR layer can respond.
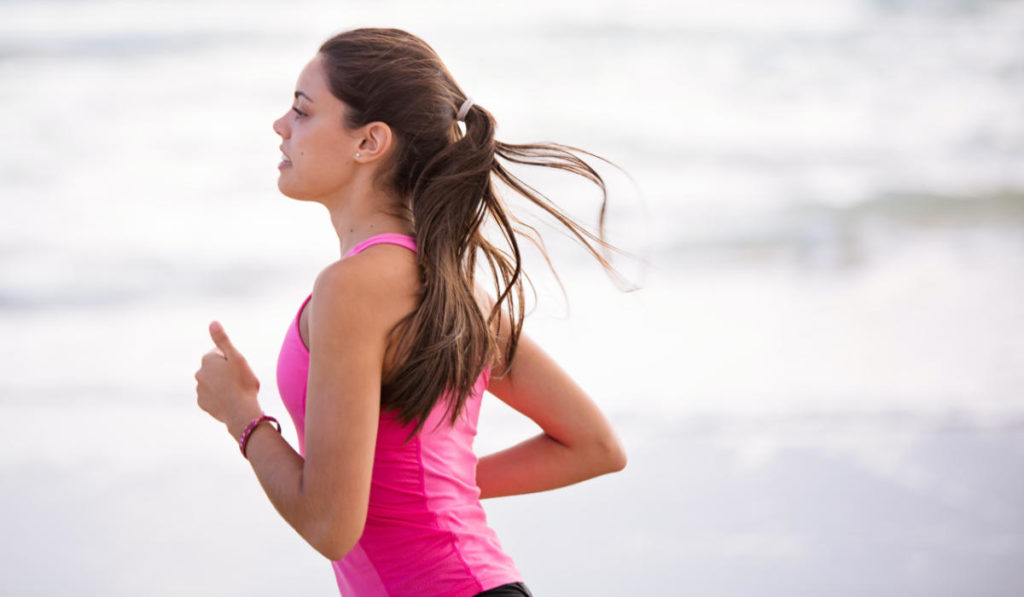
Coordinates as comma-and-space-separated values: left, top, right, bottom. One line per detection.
239, 252, 415, 560
474, 289, 627, 499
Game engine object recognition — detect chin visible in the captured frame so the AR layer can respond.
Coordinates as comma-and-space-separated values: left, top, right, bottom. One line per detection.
276, 178, 305, 200
277, 181, 325, 204
277, 180, 297, 198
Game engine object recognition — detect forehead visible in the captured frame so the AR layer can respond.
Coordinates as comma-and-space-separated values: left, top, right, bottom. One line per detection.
295, 54, 329, 98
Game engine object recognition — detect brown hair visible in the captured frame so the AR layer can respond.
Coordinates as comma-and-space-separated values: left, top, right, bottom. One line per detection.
319, 28, 621, 435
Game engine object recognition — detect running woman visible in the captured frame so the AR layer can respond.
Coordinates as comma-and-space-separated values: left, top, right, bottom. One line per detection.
195, 28, 627, 597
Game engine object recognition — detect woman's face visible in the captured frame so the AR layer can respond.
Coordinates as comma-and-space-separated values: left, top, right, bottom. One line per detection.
273, 54, 360, 201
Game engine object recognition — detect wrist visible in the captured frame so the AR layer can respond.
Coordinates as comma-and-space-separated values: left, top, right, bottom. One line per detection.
226, 404, 264, 439
237, 413, 282, 459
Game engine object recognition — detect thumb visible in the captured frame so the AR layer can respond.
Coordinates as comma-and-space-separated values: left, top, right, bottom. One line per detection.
209, 321, 240, 359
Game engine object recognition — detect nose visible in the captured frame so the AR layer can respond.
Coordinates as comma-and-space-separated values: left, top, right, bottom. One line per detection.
273, 112, 289, 138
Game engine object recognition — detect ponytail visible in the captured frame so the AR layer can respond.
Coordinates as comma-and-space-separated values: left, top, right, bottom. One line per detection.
319, 28, 624, 436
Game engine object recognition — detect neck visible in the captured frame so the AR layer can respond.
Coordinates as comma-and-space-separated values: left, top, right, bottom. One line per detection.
321, 185, 412, 258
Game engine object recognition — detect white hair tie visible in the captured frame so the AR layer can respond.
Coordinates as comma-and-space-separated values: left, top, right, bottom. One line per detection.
456, 97, 474, 122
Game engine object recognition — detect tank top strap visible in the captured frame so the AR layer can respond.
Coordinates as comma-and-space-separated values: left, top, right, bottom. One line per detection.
344, 233, 418, 258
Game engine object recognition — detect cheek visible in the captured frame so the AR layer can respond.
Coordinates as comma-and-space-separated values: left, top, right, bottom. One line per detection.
286, 131, 352, 195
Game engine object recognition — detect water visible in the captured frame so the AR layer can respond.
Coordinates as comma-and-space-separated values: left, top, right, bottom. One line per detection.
2, 0, 1024, 595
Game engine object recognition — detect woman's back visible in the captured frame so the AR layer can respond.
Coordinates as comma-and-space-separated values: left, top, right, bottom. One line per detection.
276, 233, 522, 596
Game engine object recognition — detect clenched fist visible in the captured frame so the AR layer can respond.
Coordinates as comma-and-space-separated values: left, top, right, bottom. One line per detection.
195, 321, 263, 438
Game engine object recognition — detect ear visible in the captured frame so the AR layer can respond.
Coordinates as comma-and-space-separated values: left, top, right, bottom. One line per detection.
354, 122, 393, 163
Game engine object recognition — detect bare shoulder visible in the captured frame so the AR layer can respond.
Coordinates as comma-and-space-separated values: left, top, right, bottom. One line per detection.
473, 282, 515, 372
472, 282, 496, 312
311, 245, 420, 334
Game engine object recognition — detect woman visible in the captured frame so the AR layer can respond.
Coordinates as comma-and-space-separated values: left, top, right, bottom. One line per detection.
195, 28, 626, 596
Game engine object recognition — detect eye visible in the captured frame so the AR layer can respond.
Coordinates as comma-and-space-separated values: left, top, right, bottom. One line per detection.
292, 106, 307, 118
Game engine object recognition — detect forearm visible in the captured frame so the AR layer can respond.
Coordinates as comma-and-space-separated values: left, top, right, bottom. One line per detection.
476, 432, 625, 499
226, 416, 329, 555
198, 321, 364, 560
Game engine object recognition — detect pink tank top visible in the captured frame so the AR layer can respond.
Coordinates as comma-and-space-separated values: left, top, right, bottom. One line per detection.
275, 233, 522, 597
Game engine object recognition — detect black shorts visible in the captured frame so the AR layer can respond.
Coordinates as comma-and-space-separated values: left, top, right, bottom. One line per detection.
475, 581, 533, 596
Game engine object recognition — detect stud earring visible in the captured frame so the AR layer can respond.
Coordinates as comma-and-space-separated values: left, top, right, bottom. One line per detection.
355, 152, 361, 158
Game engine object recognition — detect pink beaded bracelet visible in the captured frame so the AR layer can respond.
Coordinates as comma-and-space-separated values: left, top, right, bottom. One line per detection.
239, 414, 281, 458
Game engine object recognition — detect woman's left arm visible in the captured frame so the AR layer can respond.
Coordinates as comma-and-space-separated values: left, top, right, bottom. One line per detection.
196, 254, 406, 560
471, 286, 627, 499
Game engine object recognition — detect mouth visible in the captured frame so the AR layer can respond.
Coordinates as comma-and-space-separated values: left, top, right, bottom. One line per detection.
279, 148, 292, 168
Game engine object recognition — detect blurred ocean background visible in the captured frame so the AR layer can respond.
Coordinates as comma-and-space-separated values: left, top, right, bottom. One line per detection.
2, 0, 1024, 595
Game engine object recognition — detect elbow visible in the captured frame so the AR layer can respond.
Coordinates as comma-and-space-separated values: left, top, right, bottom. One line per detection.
310, 518, 364, 562
317, 539, 356, 563
592, 433, 627, 475
606, 439, 628, 473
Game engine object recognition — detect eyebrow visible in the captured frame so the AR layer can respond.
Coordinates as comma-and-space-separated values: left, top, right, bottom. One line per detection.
294, 91, 313, 102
